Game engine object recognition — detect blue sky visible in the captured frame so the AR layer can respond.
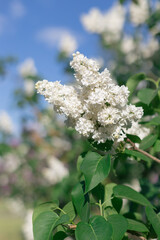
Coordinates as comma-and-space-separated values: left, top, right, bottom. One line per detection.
0, 0, 115, 133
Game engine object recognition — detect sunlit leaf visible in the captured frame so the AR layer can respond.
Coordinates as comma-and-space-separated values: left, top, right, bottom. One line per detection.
113, 185, 153, 208
75, 216, 113, 240
80, 151, 111, 193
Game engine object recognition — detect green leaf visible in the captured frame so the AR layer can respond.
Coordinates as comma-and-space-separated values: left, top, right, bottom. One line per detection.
77, 154, 85, 172
126, 73, 146, 97
136, 101, 154, 116
113, 185, 153, 208
154, 140, 160, 152
147, 10, 160, 29
124, 149, 152, 163
145, 206, 160, 238
112, 197, 123, 214
103, 184, 122, 218
91, 183, 105, 202
104, 183, 117, 208
140, 134, 158, 150
127, 218, 149, 232
60, 201, 75, 222
54, 214, 70, 226
89, 139, 113, 152
108, 214, 128, 240
104, 184, 122, 211
104, 206, 118, 218
113, 157, 119, 175
53, 231, 67, 240
146, 115, 160, 126
119, 0, 126, 4
32, 201, 59, 222
71, 182, 90, 222
80, 151, 111, 193
33, 211, 69, 240
126, 134, 141, 143
0, 143, 12, 156
132, 0, 138, 3
137, 88, 158, 105
75, 216, 113, 240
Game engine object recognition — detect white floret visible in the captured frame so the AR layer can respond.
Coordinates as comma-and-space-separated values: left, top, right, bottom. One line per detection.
75, 117, 95, 137
98, 107, 121, 126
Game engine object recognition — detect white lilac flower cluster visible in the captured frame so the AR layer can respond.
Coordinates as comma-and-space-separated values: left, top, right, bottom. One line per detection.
126, 121, 150, 148
59, 33, 78, 56
42, 156, 69, 185
121, 35, 138, 64
6, 198, 25, 217
0, 111, 14, 135
121, 34, 159, 64
141, 37, 159, 59
24, 79, 35, 97
35, 52, 143, 145
127, 121, 150, 141
121, 35, 136, 54
0, 153, 21, 173
18, 58, 37, 78
22, 209, 34, 240
18, 58, 37, 97
129, 0, 149, 26
81, 4, 125, 44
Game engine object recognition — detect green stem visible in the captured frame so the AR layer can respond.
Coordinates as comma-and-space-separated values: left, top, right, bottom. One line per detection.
145, 78, 160, 99
145, 78, 159, 88
99, 200, 103, 216
102, 197, 114, 207
56, 207, 66, 215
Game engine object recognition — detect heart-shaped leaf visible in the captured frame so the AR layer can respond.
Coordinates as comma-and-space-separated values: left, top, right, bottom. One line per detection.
75, 216, 112, 240
33, 211, 69, 240
33, 201, 58, 222
80, 151, 111, 193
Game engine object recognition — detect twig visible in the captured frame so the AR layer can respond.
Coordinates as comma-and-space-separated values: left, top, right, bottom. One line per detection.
128, 232, 147, 240
126, 138, 160, 164
63, 224, 77, 230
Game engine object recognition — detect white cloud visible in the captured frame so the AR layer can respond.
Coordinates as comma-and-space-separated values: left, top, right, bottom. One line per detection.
10, 0, 26, 18
36, 27, 76, 48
